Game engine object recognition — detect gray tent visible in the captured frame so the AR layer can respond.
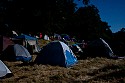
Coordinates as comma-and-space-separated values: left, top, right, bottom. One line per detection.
0, 60, 12, 78
14, 44, 32, 62
0, 44, 32, 62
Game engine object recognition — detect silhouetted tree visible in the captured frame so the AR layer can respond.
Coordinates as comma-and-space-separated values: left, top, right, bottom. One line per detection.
111, 28, 125, 56
73, 5, 101, 40
0, 0, 76, 35
0, 0, 112, 42
71, 2, 113, 41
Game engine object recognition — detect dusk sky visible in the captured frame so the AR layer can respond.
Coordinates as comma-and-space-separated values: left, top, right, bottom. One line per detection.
74, 0, 125, 33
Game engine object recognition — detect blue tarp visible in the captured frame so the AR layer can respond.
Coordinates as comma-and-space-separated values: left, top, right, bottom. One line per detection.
15, 34, 37, 40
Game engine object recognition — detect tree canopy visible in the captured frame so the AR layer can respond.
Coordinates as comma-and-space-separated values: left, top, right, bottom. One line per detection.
0, 0, 112, 40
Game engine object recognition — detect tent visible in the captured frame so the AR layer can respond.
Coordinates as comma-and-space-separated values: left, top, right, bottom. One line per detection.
54, 33, 62, 40
70, 44, 83, 54
86, 38, 114, 58
12, 30, 18, 37
0, 44, 32, 62
34, 41, 78, 67
61, 34, 70, 41
44, 34, 50, 40
0, 36, 14, 54
14, 34, 41, 54
0, 60, 12, 78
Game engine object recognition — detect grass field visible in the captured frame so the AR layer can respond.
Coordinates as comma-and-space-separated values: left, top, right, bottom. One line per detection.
1, 39, 125, 83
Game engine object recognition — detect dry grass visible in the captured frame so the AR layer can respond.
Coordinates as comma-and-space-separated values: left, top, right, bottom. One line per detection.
1, 39, 125, 83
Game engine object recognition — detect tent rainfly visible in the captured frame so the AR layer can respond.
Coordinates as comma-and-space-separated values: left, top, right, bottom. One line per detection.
0, 60, 13, 78
34, 41, 78, 67
14, 34, 41, 54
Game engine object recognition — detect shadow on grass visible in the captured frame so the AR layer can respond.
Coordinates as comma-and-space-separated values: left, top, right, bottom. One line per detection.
84, 64, 125, 82
15, 62, 35, 66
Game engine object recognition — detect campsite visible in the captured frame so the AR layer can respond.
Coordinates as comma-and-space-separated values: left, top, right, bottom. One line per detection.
0, 39, 125, 83
1, 0, 125, 82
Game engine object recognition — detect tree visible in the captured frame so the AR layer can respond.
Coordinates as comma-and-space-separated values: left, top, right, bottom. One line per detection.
0, 0, 112, 41
0, 0, 76, 35
73, 5, 101, 40
73, 4, 113, 41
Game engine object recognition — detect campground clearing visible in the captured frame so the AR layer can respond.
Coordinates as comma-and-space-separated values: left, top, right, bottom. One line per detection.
1, 39, 125, 83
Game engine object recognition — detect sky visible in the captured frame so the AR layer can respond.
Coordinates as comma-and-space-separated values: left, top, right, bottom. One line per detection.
74, 0, 125, 33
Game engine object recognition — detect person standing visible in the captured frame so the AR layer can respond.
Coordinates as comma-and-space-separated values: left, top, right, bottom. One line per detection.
39, 32, 42, 39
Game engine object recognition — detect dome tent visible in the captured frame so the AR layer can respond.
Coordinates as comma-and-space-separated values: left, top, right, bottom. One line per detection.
86, 38, 114, 58
0, 44, 32, 62
34, 41, 78, 67
0, 60, 13, 78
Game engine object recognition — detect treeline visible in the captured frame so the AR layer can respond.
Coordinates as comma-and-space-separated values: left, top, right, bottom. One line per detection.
0, 0, 112, 40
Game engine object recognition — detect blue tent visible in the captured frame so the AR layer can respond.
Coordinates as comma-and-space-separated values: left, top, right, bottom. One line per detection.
61, 34, 70, 40
34, 41, 78, 67
14, 34, 41, 54
70, 44, 83, 54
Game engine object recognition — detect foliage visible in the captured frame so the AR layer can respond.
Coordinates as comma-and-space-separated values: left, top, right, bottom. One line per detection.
0, 0, 112, 41
72, 5, 112, 40
111, 28, 125, 56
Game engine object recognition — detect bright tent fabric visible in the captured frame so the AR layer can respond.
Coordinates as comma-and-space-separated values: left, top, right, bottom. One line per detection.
0, 60, 12, 77
34, 41, 78, 67
14, 44, 32, 62
70, 44, 83, 54
100, 38, 114, 57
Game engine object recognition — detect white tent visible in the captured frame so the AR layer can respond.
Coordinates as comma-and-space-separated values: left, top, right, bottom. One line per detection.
0, 60, 12, 77
44, 34, 49, 40
12, 30, 18, 36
